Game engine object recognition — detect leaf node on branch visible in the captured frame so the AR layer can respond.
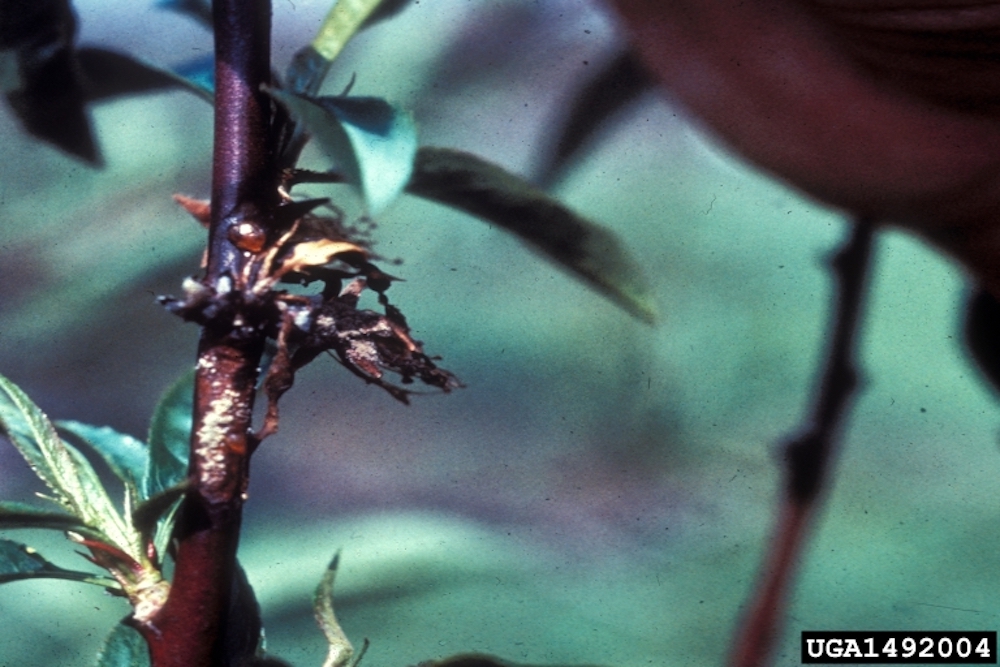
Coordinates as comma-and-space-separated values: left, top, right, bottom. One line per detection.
162, 192, 460, 444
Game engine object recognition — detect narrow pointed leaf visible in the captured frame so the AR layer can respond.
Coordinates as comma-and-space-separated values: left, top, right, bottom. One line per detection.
268, 90, 416, 214
145, 370, 193, 499
408, 147, 657, 324
287, 0, 411, 96
170, 54, 215, 100
226, 562, 265, 667
0, 538, 117, 587
0, 375, 51, 478
95, 622, 150, 667
286, 45, 330, 97
78, 47, 182, 101
315, 553, 354, 667
361, 0, 410, 29
0, 0, 100, 163
155, 0, 212, 29
0, 501, 88, 531
77, 47, 214, 104
131, 482, 187, 547
57, 421, 149, 489
0, 374, 131, 549
311, 0, 388, 69
152, 493, 183, 563
536, 50, 654, 188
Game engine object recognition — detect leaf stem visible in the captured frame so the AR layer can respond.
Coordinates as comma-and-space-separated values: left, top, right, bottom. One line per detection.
728, 217, 875, 667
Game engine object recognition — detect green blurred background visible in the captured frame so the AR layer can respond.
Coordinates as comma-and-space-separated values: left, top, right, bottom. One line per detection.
2, 1, 999, 665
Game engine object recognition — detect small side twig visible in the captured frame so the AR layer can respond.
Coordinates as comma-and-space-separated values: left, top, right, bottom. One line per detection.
728, 217, 876, 667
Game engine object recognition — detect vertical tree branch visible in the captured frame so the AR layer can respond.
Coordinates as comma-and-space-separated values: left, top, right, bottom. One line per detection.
207, 0, 275, 287
728, 218, 876, 667
141, 1, 277, 665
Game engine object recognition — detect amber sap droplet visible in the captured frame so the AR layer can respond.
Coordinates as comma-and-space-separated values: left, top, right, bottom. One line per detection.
228, 221, 267, 253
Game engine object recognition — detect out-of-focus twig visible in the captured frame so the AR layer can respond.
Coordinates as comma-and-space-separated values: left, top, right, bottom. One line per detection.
729, 217, 876, 667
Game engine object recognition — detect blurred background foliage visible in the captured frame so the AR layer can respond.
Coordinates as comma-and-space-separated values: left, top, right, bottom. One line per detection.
1, 1, 999, 666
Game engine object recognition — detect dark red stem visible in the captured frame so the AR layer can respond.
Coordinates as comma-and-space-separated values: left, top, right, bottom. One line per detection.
729, 218, 875, 667
141, 1, 276, 665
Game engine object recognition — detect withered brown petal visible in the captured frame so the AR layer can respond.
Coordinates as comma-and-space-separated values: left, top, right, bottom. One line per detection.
277, 239, 368, 277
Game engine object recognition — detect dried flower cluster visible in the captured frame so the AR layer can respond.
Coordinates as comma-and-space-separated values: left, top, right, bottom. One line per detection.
162, 193, 460, 441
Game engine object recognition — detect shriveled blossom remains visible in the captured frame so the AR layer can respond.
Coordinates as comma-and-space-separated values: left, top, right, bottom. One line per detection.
163, 192, 460, 441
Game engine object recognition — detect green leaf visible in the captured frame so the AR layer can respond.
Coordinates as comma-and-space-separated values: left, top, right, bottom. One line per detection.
285, 46, 330, 97
95, 622, 150, 667
286, 0, 409, 96
0, 501, 88, 531
0, 374, 132, 550
314, 553, 354, 667
535, 50, 654, 188
57, 421, 149, 490
140, 369, 197, 556
360, 0, 410, 29
131, 484, 186, 535
0, 380, 54, 490
268, 90, 417, 214
407, 147, 658, 324
0, 538, 117, 587
131, 482, 187, 557
170, 55, 215, 100
156, 0, 212, 29
227, 562, 265, 667
312, 0, 390, 67
77, 47, 214, 104
145, 370, 193, 499
0, 0, 100, 163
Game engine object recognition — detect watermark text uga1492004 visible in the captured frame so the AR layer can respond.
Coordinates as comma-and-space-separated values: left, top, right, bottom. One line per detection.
802, 631, 996, 664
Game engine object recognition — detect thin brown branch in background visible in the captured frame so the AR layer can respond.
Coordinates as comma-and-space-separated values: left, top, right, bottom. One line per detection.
729, 217, 876, 667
